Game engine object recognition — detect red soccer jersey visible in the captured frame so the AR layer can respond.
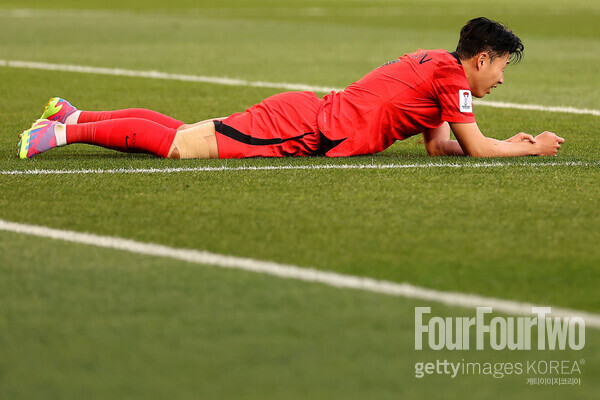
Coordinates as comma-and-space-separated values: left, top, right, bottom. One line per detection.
318, 49, 476, 156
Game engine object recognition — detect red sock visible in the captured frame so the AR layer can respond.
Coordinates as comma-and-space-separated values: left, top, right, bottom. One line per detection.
78, 109, 184, 129
66, 118, 177, 158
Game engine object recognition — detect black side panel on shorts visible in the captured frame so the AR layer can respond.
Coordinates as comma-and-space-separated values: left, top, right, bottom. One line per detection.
214, 120, 312, 146
316, 132, 347, 156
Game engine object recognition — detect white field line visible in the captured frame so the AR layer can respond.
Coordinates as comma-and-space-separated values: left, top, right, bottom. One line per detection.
1, 218, 599, 329
0, 59, 336, 93
1, 59, 599, 117
1, 161, 598, 176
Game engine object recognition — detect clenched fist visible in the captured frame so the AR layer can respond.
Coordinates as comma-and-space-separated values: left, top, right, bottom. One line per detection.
534, 131, 565, 156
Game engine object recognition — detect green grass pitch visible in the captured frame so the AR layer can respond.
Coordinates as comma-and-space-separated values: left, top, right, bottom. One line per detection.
1, 1, 599, 398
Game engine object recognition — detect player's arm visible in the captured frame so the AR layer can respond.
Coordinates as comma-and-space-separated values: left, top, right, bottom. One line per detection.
423, 122, 465, 156
449, 122, 565, 157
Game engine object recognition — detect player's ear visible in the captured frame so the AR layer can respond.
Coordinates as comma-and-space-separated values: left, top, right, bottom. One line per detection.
475, 52, 489, 71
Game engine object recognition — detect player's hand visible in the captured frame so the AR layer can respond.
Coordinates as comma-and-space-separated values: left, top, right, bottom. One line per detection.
505, 132, 536, 143
533, 131, 565, 156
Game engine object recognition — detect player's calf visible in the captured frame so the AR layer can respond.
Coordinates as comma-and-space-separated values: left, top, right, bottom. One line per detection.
39, 97, 185, 129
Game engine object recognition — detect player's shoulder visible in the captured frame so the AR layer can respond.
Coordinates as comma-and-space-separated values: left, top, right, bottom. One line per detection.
376, 49, 464, 83
403, 49, 458, 66
426, 50, 467, 82
380, 49, 451, 68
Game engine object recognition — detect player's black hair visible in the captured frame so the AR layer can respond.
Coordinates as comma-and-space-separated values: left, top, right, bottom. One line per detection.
456, 17, 524, 64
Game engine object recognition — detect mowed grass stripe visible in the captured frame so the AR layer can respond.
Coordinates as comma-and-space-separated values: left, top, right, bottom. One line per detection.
2, 59, 599, 116
2, 218, 599, 329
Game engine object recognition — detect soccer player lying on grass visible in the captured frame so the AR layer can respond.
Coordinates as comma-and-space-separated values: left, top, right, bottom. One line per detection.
18, 17, 564, 160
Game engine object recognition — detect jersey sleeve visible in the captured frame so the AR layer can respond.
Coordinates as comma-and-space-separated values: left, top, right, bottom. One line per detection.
432, 65, 476, 124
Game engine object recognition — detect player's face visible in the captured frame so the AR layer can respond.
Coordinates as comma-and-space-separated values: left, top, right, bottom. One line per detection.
472, 52, 510, 98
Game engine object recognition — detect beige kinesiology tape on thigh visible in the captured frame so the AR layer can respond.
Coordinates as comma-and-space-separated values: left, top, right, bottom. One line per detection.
171, 130, 211, 159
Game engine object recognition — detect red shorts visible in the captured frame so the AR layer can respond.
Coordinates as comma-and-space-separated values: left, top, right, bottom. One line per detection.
214, 91, 324, 158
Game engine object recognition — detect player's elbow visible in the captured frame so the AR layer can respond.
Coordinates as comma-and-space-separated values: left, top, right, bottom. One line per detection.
425, 140, 445, 156
425, 146, 442, 156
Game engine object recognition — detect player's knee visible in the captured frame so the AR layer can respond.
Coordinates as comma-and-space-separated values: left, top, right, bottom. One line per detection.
171, 133, 209, 159
169, 128, 218, 159
167, 145, 180, 159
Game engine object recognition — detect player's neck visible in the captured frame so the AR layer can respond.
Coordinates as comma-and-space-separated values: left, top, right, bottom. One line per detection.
461, 57, 478, 93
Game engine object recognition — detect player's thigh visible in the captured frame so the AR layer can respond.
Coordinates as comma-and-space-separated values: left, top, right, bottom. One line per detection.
172, 122, 218, 159
215, 91, 322, 158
